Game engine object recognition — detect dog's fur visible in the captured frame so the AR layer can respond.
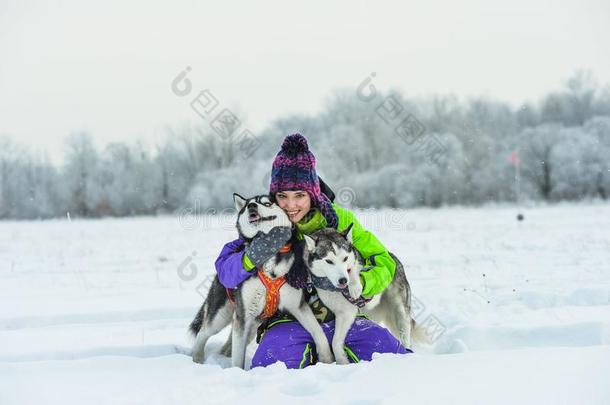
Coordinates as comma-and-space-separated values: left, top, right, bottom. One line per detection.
303, 226, 415, 364
189, 194, 333, 369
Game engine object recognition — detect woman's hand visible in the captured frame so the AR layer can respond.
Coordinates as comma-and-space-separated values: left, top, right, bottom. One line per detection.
245, 226, 292, 268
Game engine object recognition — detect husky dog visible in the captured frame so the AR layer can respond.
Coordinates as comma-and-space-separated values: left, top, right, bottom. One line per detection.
189, 194, 334, 369
303, 226, 414, 364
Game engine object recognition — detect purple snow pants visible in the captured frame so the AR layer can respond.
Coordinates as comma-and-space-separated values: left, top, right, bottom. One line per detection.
251, 317, 413, 369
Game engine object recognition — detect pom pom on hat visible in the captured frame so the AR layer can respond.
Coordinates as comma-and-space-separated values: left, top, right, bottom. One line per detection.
281, 134, 310, 157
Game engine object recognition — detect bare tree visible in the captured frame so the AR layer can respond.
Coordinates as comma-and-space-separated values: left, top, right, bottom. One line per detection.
63, 132, 99, 217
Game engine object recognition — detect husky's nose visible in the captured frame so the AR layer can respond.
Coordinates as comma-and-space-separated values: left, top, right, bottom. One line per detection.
247, 202, 258, 210
338, 277, 348, 285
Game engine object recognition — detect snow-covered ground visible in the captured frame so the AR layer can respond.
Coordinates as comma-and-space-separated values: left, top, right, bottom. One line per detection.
1, 202, 609, 404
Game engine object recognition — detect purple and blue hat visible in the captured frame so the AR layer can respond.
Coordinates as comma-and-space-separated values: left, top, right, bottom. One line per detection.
269, 134, 338, 229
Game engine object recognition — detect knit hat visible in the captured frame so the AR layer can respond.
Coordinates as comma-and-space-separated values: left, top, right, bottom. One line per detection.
269, 134, 338, 229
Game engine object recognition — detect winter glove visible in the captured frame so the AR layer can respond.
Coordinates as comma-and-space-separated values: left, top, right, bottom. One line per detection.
244, 226, 292, 269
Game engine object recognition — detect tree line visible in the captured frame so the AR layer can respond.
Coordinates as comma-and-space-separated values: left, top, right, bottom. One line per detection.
1, 71, 609, 219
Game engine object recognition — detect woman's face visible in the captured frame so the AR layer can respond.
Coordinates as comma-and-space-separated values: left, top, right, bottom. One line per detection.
275, 190, 311, 223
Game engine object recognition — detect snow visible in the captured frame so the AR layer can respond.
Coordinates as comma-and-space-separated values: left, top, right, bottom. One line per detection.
1, 202, 610, 404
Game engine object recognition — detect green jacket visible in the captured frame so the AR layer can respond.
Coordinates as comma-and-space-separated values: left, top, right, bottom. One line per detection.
244, 204, 396, 297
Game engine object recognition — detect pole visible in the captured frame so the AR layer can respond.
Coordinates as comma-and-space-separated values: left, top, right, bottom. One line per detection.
515, 155, 521, 207
515, 150, 524, 221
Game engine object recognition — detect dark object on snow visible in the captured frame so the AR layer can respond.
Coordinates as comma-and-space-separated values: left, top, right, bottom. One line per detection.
517, 213, 524, 221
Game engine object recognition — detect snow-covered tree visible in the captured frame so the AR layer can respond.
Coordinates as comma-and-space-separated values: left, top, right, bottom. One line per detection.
63, 132, 100, 217
519, 124, 565, 200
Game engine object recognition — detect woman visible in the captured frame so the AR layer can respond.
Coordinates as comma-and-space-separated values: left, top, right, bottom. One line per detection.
215, 133, 412, 368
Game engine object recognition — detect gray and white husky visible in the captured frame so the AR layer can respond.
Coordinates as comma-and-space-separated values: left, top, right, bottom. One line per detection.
189, 194, 334, 369
303, 226, 415, 364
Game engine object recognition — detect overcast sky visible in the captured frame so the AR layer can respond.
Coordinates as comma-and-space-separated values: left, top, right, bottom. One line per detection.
1, 0, 609, 162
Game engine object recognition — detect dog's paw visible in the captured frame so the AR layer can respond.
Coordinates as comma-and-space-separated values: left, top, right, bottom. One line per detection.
191, 350, 205, 364
317, 349, 334, 364
348, 282, 363, 299
335, 354, 351, 365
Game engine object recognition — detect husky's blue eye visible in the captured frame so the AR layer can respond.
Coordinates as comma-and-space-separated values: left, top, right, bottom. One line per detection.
325, 259, 334, 265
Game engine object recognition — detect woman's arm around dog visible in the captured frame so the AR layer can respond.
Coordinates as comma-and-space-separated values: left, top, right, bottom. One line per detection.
215, 239, 255, 289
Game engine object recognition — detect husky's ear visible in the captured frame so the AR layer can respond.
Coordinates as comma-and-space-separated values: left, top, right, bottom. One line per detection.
233, 193, 247, 212
303, 234, 316, 252
340, 223, 354, 243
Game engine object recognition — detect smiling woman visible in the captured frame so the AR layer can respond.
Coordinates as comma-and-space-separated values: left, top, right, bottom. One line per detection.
275, 190, 311, 223
212, 133, 412, 369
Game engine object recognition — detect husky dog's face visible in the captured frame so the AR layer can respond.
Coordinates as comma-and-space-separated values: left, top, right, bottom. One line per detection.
234, 193, 292, 239
303, 224, 360, 289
